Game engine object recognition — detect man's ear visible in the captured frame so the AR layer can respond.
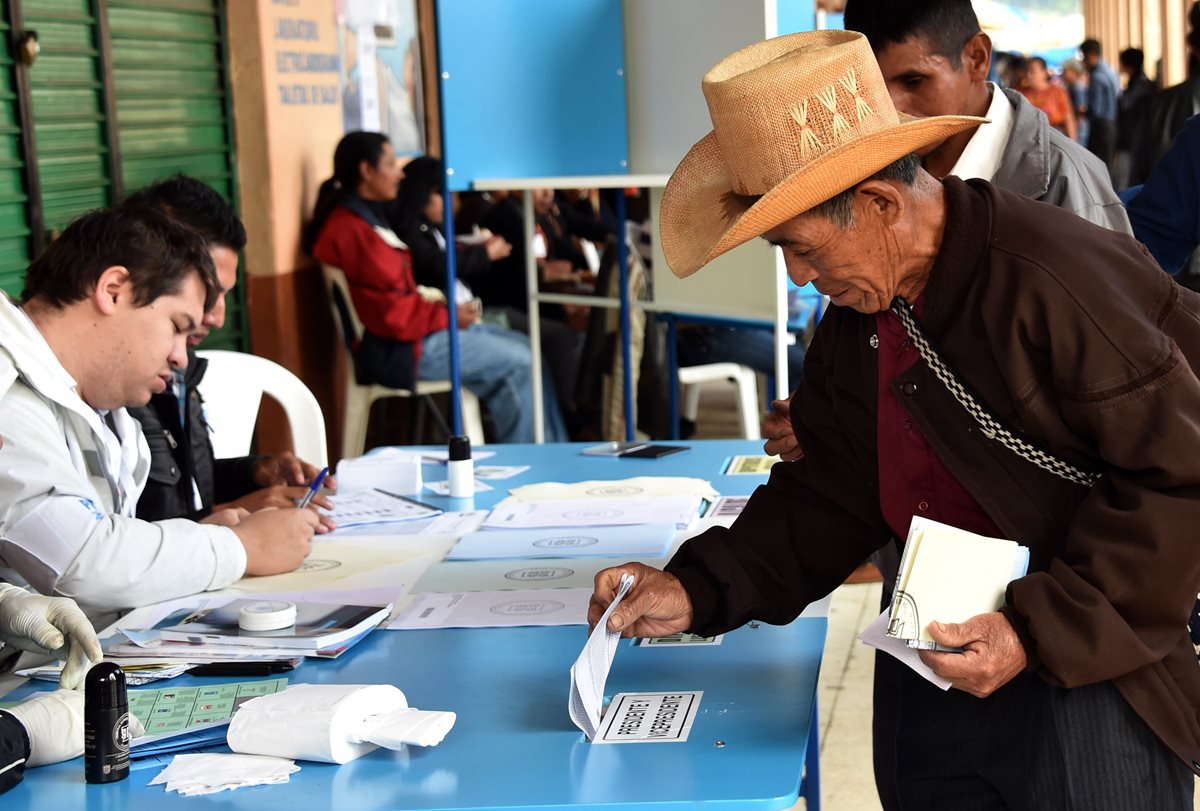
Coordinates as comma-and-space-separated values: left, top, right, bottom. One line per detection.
92, 265, 131, 316
962, 31, 992, 83
854, 179, 905, 227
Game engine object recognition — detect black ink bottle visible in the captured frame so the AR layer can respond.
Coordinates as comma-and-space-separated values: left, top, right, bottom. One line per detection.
84, 662, 130, 783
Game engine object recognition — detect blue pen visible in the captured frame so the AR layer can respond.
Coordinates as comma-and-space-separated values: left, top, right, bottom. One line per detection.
298, 467, 329, 509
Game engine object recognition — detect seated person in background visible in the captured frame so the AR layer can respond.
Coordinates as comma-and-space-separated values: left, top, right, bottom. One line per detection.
122, 175, 334, 529
391, 156, 584, 428
308, 132, 567, 443
0, 581, 108, 791
0, 206, 318, 615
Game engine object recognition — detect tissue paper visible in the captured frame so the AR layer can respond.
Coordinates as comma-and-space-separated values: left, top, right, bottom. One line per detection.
227, 684, 456, 764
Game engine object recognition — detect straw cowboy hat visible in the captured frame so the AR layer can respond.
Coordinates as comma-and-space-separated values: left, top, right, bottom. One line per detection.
660, 30, 987, 278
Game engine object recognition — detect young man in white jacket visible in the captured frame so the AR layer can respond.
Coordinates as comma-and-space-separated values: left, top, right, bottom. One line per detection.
0, 206, 318, 615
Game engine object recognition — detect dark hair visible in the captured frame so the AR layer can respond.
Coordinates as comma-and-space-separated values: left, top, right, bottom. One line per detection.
122, 174, 247, 252
304, 131, 391, 253
1007, 55, 1030, 75
391, 155, 442, 234
843, 0, 980, 67
1119, 47, 1144, 72
21, 206, 219, 311
811, 154, 921, 228
1080, 39, 1102, 58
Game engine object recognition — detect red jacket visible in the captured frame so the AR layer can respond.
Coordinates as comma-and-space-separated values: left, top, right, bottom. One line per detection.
313, 207, 449, 358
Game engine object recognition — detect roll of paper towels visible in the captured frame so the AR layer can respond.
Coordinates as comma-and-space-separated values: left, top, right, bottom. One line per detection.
227, 684, 456, 764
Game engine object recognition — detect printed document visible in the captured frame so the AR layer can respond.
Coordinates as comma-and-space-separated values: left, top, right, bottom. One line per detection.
389, 588, 590, 630
446, 523, 676, 560
569, 573, 635, 739
482, 496, 703, 530
506, 477, 718, 502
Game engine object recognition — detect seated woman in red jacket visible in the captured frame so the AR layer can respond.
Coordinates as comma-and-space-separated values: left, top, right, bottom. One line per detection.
307, 131, 566, 443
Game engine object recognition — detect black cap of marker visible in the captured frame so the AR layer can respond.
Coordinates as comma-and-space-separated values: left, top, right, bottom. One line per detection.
449, 435, 471, 461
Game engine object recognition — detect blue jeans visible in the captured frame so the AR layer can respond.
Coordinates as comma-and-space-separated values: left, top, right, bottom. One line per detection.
676, 326, 805, 390
419, 324, 567, 443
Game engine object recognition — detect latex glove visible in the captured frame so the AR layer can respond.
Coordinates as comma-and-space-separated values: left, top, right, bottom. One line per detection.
0, 584, 103, 690
6, 689, 84, 766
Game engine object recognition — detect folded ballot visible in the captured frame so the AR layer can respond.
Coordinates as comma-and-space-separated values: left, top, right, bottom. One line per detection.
887, 517, 1029, 652
228, 684, 455, 764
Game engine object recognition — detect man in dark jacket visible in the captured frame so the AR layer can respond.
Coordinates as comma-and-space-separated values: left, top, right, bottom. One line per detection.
763, 0, 1128, 463
123, 176, 333, 528
592, 30, 1200, 810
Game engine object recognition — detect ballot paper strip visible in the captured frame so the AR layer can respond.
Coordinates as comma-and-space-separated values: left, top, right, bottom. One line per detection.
593, 691, 704, 744
447, 523, 676, 561
506, 477, 719, 502
859, 611, 952, 691
323, 488, 442, 528
336, 450, 422, 495
389, 588, 592, 630
151, 753, 299, 796
483, 496, 703, 531
330, 510, 487, 538
569, 573, 635, 740
888, 517, 1030, 651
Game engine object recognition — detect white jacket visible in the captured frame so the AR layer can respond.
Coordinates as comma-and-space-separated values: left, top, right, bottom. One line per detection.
0, 295, 246, 611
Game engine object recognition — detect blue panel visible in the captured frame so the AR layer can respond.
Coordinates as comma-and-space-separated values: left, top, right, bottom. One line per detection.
777, 0, 816, 35
436, 0, 629, 190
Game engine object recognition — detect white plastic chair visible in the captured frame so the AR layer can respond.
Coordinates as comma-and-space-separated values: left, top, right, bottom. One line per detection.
194, 349, 329, 468
678, 362, 761, 439
321, 264, 484, 457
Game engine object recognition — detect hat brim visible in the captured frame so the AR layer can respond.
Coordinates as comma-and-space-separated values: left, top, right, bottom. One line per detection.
659, 114, 987, 278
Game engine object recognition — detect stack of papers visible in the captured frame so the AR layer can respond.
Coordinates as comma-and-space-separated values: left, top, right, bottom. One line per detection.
505, 477, 718, 502
151, 753, 299, 796
130, 678, 290, 758
336, 449, 423, 495
887, 517, 1029, 651
390, 589, 592, 630
324, 489, 442, 529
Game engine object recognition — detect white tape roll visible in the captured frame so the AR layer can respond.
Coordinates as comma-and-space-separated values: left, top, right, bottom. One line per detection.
238, 600, 297, 632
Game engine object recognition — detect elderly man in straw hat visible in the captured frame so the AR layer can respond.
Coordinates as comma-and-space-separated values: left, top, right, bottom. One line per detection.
589, 30, 1200, 809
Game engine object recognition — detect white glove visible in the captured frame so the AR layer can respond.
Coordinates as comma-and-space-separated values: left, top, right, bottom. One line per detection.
0, 584, 102, 690
6, 689, 84, 767
5, 690, 144, 768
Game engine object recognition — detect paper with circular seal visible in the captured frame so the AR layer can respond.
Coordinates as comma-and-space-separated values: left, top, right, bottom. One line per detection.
569, 573, 635, 740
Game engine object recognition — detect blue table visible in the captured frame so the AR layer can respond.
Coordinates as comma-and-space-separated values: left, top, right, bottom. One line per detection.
5, 440, 825, 810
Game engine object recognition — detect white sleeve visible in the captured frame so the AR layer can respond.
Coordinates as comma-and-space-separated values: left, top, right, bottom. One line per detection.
0, 386, 246, 611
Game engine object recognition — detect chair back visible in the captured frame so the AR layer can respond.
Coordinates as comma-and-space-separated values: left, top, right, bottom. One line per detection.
321, 264, 363, 363
194, 350, 329, 468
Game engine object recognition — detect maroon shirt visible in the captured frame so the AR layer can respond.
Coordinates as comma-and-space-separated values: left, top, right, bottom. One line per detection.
875, 299, 1004, 541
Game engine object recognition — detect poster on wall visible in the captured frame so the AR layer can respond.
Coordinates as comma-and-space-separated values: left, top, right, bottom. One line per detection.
336, 0, 425, 154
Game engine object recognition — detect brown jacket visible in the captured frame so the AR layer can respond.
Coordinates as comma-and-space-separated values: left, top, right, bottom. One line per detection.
667, 177, 1200, 772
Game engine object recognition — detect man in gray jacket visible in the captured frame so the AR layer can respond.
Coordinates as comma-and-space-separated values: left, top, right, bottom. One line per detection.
763, 0, 1130, 460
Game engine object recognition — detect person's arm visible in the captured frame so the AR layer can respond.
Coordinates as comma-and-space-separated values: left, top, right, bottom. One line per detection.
1125, 116, 1200, 275
1060, 87, 1078, 141
0, 388, 246, 611
664, 313, 892, 635
211, 456, 262, 504
1003, 255, 1200, 687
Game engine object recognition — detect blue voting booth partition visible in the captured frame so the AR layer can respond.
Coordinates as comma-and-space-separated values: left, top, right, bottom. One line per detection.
435, 0, 630, 191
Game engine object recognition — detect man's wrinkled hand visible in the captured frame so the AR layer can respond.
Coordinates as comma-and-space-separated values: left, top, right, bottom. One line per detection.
919, 611, 1027, 698
762, 396, 803, 461
587, 563, 693, 639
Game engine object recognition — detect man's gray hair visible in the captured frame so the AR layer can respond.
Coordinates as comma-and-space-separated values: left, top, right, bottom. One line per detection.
811, 153, 921, 228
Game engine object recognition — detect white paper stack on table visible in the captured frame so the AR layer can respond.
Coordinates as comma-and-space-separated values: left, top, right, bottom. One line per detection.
503, 477, 718, 503
482, 496, 703, 531
331, 450, 443, 529
447, 523, 676, 560
861, 517, 1030, 689
151, 753, 299, 796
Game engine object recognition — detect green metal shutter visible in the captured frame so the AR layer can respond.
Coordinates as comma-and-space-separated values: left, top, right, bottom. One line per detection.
24, 0, 114, 234
107, 0, 245, 350
0, 12, 32, 296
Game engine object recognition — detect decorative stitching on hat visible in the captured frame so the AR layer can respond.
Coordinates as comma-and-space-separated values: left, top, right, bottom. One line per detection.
815, 84, 850, 141
838, 68, 874, 123
789, 100, 824, 160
